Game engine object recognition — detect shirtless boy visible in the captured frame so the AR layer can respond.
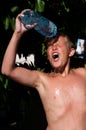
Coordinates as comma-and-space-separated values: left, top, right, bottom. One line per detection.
1, 10, 86, 130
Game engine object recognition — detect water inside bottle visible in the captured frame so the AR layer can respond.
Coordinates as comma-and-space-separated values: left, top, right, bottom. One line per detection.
20, 9, 57, 38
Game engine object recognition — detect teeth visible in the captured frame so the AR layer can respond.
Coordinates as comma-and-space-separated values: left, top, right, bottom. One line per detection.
52, 53, 59, 59
53, 52, 58, 55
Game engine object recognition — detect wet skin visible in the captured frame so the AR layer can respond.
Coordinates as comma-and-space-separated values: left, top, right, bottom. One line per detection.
37, 68, 86, 130
36, 36, 86, 130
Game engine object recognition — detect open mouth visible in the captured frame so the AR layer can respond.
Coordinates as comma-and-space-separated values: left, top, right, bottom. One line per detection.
52, 53, 59, 59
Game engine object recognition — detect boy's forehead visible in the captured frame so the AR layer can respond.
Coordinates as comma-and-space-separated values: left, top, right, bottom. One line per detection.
58, 36, 68, 42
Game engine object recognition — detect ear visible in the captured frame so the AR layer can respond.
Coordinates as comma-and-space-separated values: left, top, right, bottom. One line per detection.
69, 48, 75, 57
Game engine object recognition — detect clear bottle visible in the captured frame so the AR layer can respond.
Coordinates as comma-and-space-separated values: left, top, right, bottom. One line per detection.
19, 9, 57, 38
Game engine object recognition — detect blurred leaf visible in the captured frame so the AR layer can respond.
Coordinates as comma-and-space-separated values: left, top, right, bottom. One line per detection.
35, 0, 45, 12
42, 43, 46, 55
10, 17, 15, 30
11, 6, 19, 12
0, 75, 8, 89
4, 16, 9, 30
4, 16, 15, 30
62, 1, 70, 12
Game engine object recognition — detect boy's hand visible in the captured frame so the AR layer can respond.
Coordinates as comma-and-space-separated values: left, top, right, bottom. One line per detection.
14, 14, 28, 34
14, 10, 37, 34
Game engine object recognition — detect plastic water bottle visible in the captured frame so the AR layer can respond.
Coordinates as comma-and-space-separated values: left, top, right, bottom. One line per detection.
19, 9, 57, 38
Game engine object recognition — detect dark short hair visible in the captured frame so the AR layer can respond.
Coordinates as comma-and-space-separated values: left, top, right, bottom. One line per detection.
44, 31, 76, 49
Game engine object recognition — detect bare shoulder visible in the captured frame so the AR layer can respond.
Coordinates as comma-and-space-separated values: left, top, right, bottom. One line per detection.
73, 67, 86, 77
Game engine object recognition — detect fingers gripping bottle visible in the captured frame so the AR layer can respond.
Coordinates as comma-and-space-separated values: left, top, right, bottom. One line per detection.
19, 9, 57, 38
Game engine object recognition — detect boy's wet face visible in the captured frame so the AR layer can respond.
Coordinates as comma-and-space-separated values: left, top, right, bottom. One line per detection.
46, 36, 74, 70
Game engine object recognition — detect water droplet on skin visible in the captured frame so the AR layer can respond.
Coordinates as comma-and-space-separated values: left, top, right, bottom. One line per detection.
55, 88, 60, 96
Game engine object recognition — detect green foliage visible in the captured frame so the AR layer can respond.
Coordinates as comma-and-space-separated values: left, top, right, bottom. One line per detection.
4, 6, 19, 30
61, 1, 70, 12
42, 43, 46, 56
0, 75, 8, 109
0, 75, 8, 89
4, 15, 15, 30
35, 0, 45, 12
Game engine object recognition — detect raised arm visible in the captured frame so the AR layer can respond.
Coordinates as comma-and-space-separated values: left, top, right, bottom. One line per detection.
1, 12, 42, 88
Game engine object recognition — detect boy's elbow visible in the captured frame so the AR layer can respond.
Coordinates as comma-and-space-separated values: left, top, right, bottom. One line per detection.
1, 65, 11, 77
1, 68, 8, 76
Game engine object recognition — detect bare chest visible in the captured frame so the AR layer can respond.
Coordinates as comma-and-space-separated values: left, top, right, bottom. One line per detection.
41, 75, 86, 119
